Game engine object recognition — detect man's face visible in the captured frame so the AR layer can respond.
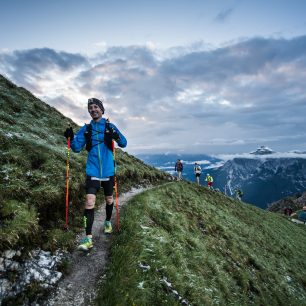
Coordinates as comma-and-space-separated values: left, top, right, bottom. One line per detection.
88, 104, 103, 120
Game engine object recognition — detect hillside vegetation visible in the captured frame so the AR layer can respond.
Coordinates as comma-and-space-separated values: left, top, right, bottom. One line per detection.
0, 74, 169, 252
96, 181, 306, 306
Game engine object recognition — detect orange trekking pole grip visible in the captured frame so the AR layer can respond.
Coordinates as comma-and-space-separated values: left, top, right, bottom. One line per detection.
65, 136, 71, 229
112, 140, 120, 231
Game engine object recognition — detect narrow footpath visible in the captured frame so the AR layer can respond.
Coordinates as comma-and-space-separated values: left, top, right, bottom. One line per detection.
46, 187, 146, 306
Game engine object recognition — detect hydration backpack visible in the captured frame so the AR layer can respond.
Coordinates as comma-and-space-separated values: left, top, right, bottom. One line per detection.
84, 120, 113, 152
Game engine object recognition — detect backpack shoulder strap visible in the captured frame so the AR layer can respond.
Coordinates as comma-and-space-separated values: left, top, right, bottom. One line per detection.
85, 123, 92, 131
84, 123, 92, 151
104, 119, 114, 151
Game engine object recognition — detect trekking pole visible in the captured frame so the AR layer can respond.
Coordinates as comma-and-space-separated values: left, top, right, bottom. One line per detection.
65, 134, 71, 230
112, 140, 120, 231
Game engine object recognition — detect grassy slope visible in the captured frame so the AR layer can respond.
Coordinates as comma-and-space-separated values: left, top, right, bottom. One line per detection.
0, 74, 169, 252
96, 181, 306, 306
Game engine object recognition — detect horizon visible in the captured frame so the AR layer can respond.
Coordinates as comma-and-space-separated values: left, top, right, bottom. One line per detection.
135, 147, 306, 161
1, 0, 306, 154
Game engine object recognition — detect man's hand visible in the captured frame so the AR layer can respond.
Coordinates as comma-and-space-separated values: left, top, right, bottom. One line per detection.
64, 127, 74, 140
111, 129, 120, 141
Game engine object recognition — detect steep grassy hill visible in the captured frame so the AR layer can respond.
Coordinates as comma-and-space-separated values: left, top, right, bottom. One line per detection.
96, 181, 306, 306
0, 74, 169, 252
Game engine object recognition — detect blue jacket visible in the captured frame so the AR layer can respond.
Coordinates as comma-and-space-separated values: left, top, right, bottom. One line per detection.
71, 118, 127, 178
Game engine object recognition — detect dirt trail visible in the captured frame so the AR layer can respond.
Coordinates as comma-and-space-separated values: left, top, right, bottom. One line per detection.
46, 187, 146, 306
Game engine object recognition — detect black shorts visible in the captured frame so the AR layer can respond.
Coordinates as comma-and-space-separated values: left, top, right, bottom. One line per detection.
85, 176, 114, 196
195, 173, 201, 177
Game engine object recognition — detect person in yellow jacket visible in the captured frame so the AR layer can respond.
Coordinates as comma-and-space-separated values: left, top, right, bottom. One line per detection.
205, 173, 213, 189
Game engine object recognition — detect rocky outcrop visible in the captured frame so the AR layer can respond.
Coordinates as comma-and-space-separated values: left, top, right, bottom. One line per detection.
268, 191, 306, 213
0, 249, 67, 305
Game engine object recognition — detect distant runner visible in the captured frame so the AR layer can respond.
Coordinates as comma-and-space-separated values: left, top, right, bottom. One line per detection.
283, 207, 293, 216
235, 188, 244, 201
175, 159, 183, 181
64, 97, 127, 251
205, 173, 213, 189
194, 163, 202, 185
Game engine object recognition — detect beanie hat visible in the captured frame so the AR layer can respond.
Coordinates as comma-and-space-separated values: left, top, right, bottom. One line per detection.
88, 98, 105, 114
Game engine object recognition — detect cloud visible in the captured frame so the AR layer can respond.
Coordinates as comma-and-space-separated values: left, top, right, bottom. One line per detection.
1, 48, 88, 74
0, 48, 89, 96
216, 151, 306, 161
1, 36, 306, 154
214, 7, 235, 23
47, 95, 89, 124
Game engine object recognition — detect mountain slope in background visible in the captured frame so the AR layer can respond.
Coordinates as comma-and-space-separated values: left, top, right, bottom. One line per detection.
138, 148, 306, 209
211, 147, 306, 208
136, 153, 222, 181
268, 191, 306, 213
96, 181, 306, 306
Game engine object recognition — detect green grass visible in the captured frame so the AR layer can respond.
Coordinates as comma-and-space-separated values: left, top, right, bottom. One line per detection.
0, 200, 39, 249
96, 181, 306, 306
0, 74, 170, 252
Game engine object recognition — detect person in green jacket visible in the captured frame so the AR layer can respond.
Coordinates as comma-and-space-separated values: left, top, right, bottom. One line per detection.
235, 188, 244, 201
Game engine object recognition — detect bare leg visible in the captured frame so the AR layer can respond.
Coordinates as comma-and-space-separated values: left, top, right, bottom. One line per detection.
85, 194, 96, 209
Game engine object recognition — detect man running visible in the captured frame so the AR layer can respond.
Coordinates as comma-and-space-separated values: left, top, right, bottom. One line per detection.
174, 159, 183, 181
235, 188, 244, 201
194, 163, 202, 185
205, 173, 213, 189
64, 98, 127, 251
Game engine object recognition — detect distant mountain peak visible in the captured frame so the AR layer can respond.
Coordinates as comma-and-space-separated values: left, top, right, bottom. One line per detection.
250, 145, 275, 155
289, 150, 306, 154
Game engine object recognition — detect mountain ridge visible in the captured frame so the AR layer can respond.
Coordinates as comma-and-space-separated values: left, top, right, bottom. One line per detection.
250, 145, 275, 155
268, 190, 306, 213
211, 153, 306, 208
137, 149, 306, 209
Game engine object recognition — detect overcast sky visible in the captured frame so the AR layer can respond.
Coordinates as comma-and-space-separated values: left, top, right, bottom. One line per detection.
1, 0, 306, 154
